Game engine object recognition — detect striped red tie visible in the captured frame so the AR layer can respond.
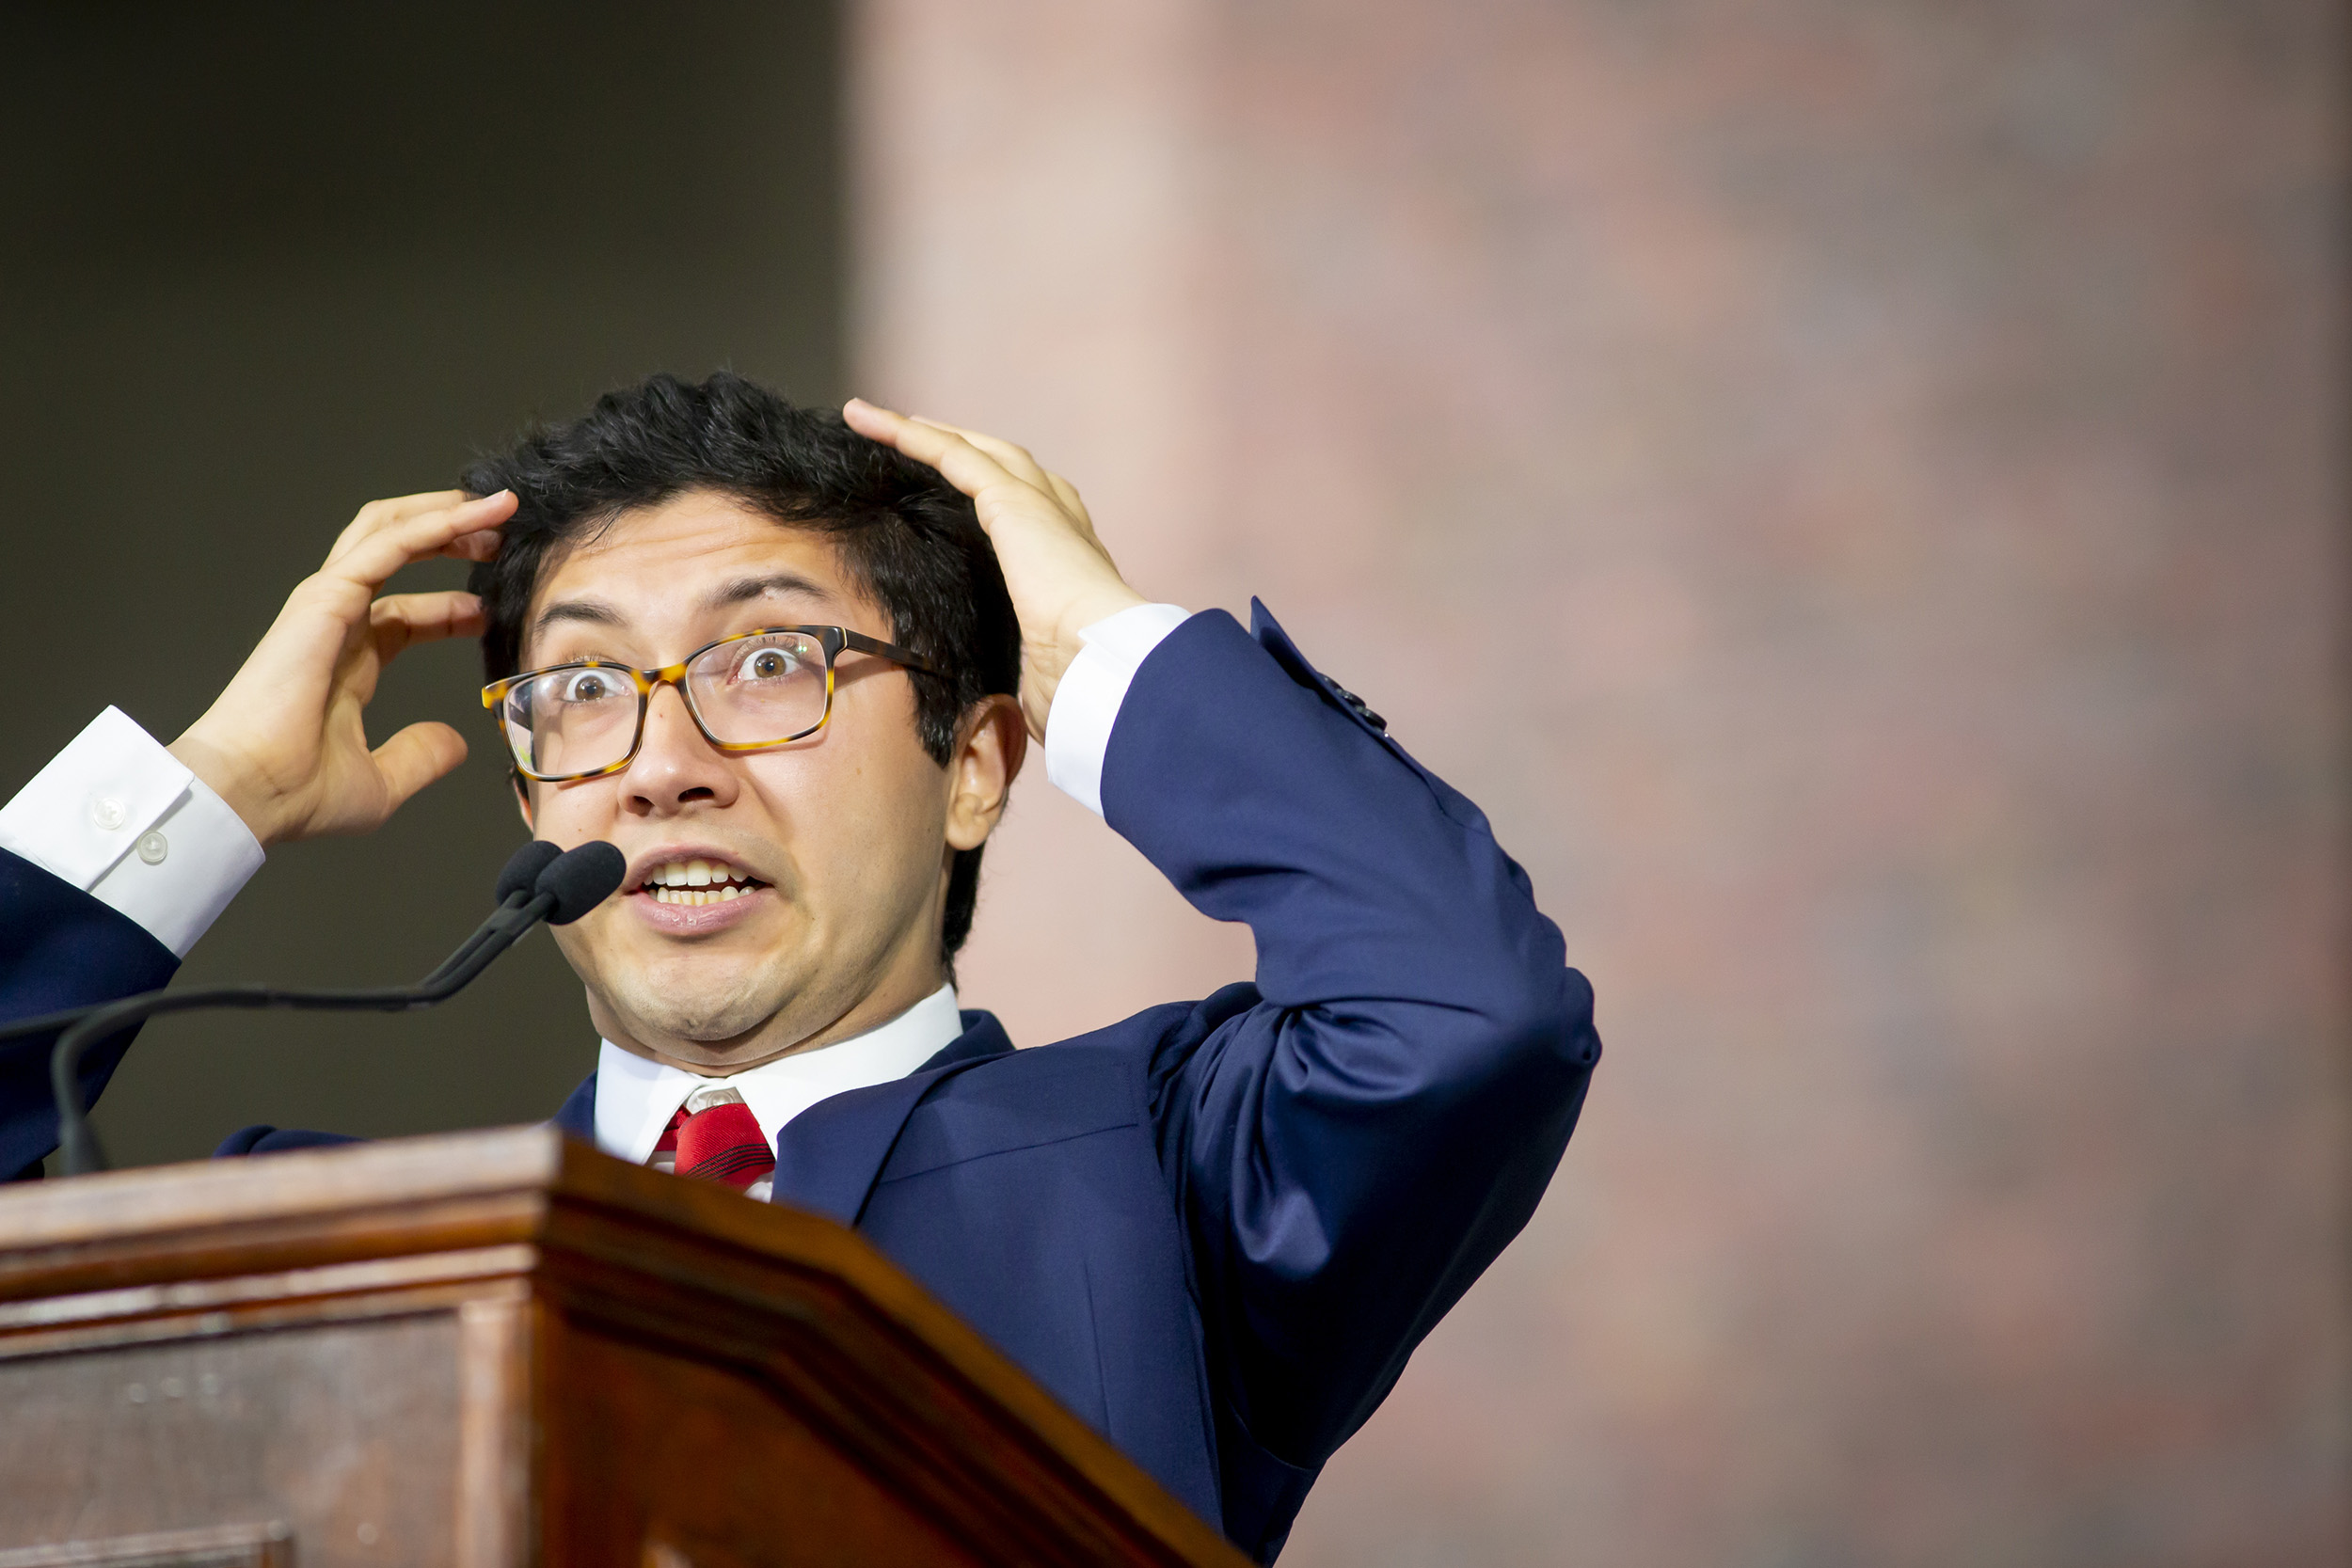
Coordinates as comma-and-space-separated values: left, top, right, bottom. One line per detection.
654, 1099, 775, 1190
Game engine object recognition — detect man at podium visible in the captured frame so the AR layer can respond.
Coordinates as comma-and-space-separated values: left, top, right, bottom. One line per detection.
0, 372, 1598, 1562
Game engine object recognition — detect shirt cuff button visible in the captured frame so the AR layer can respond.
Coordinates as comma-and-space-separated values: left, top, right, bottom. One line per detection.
90, 797, 128, 831
135, 831, 169, 865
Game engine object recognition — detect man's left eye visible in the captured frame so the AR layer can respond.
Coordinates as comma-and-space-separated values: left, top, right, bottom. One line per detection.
741, 649, 799, 680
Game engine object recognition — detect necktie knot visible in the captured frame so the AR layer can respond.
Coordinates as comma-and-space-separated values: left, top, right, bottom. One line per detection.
655, 1090, 774, 1190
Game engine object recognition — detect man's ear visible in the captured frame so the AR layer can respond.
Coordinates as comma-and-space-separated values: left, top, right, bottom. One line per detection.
945, 694, 1027, 852
511, 770, 535, 832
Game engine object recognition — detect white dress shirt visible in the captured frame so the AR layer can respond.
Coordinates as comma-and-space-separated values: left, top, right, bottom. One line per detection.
596, 981, 966, 1202
0, 601, 1193, 1174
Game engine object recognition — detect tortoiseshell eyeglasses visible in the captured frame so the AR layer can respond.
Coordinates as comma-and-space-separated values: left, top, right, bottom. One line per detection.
483, 626, 942, 783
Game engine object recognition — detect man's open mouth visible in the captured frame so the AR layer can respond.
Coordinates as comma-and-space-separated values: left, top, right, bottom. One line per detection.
637, 858, 769, 907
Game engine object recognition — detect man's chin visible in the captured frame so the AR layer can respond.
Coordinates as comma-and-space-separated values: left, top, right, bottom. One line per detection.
563, 924, 812, 1048
596, 966, 807, 1053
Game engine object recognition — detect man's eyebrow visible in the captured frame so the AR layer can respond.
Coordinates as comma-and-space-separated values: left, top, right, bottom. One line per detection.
704, 572, 838, 612
532, 596, 628, 637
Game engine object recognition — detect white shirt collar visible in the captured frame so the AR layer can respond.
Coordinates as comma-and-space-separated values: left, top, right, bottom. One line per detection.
592, 983, 965, 1165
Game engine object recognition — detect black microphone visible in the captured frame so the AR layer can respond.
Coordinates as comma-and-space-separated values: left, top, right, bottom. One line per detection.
418, 839, 564, 988
46, 840, 628, 1178
497, 839, 570, 903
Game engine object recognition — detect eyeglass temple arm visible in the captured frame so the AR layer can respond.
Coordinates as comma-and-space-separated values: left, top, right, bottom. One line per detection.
835, 628, 941, 673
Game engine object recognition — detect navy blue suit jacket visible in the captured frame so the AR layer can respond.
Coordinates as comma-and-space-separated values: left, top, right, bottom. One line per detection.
0, 604, 1597, 1561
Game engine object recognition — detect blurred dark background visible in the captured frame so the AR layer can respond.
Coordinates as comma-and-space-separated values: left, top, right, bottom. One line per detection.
0, 1, 844, 1164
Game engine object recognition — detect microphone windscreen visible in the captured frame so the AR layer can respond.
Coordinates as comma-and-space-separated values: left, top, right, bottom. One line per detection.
537, 841, 628, 925
494, 840, 565, 905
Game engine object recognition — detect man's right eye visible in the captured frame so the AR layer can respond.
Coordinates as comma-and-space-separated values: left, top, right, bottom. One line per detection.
557, 670, 618, 704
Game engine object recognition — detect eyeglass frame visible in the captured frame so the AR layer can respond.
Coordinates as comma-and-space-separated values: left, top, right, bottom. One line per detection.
481, 624, 946, 784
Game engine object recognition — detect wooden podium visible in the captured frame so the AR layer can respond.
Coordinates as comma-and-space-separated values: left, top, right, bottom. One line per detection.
0, 1128, 1248, 1568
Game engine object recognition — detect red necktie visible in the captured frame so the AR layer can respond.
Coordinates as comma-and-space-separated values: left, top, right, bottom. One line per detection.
654, 1099, 775, 1190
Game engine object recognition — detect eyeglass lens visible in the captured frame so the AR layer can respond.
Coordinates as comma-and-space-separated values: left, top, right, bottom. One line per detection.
500, 630, 831, 779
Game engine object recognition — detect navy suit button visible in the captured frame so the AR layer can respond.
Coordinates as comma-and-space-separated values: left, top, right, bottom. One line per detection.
1329, 683, 1388, 733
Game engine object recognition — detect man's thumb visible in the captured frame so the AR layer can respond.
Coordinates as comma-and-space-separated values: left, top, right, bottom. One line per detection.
372, 721, 470, 814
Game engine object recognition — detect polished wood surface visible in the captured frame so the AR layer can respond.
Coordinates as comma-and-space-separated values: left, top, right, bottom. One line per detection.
0, 1128, 1248, 1568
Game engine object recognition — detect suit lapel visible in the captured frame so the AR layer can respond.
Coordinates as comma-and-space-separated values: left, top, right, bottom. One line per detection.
769, 1010, 1014, 1226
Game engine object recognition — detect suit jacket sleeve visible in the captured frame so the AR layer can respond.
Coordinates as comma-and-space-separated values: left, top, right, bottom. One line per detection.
0, 847, 180, 1180
1112, 604, 1599, 1481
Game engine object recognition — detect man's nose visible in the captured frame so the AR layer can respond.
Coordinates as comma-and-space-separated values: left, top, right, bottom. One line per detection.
620, 683, 740, 816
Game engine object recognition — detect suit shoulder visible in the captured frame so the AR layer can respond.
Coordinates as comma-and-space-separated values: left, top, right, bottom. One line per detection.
882, 986, 1263, 1180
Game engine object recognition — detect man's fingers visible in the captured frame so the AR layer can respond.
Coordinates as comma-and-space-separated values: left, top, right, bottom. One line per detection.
326, 489, 474, 562
848, 402, 1090, 530
326, 488, 513, 570
439, 528, 504, 563
371, 591, 487, 660
842, 396, 907, 443
914, 419, 1057, 493
371, 721, 470, 815
326, 490, 516, 593
1042, 471, 1093, 531
844, 400, 1029, 507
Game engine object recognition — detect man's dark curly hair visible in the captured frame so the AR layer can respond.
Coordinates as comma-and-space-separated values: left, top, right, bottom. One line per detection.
460, 372, 1021, 966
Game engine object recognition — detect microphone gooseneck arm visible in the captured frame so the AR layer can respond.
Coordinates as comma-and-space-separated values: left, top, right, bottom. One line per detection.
0, 840, 570, 1052
45, 840, 623, 1179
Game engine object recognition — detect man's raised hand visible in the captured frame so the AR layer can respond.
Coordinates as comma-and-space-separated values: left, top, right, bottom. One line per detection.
166, 489, 517, 848
842, 400, 1145, 738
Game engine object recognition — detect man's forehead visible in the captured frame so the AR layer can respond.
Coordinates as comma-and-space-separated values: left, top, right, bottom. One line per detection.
526, 494, 873, 639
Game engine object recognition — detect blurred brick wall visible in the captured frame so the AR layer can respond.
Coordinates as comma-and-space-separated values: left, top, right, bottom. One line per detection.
851, 3, 2346, 1563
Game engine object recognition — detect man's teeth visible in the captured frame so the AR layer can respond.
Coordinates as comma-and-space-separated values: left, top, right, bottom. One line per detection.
642, 858, 761, 906
652, 886, 747, 906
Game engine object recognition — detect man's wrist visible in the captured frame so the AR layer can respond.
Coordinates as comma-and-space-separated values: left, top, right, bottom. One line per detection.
167, 727, 283, 847
1051, 587, 1149, 663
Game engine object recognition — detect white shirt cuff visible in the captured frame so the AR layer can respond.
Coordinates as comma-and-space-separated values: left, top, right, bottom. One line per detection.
1043, 603, 1192, 817
0, 707, 263, 958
